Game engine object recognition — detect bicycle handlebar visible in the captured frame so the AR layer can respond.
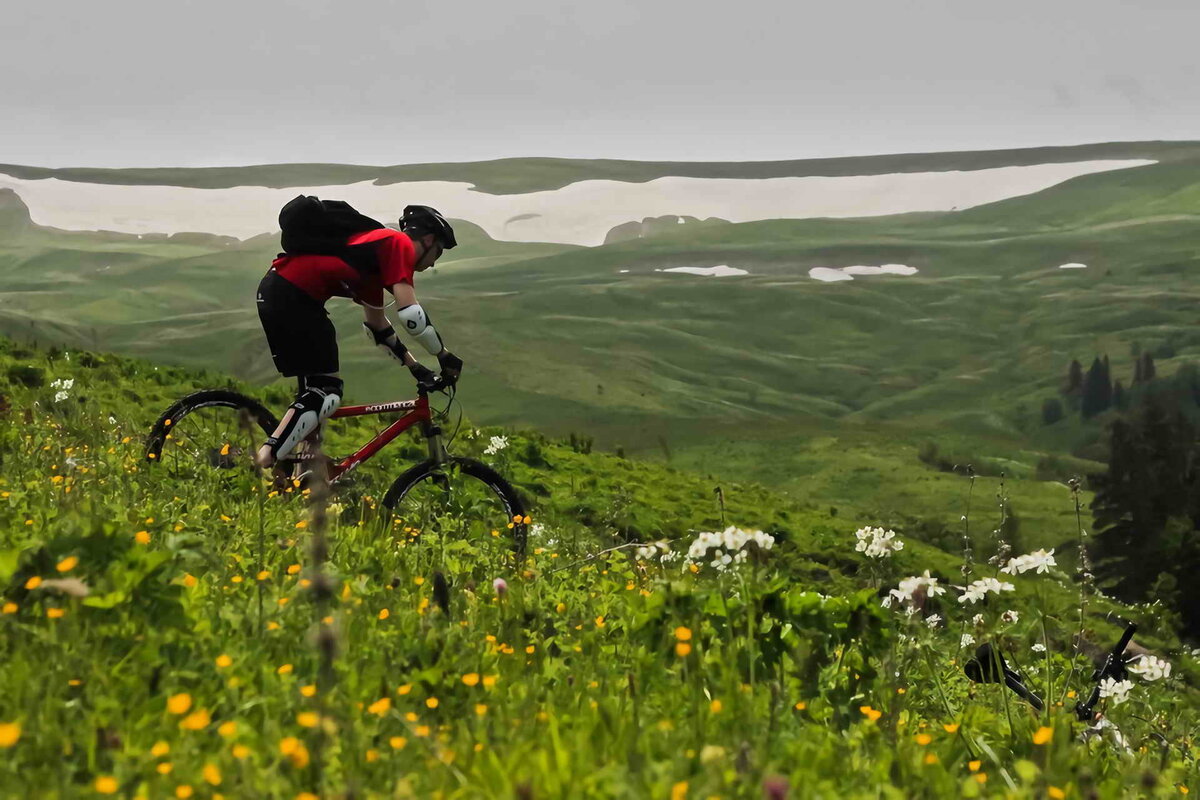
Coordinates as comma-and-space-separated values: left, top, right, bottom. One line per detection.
1075, 620, 1138, 721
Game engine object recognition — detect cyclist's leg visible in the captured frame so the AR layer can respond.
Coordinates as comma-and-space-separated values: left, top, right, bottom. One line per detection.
254, 270, 341, 467
257, 373, 343, 467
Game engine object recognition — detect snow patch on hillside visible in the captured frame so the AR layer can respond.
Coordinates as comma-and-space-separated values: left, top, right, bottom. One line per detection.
654, 265, 748, 277
810, 264, 918, 282
1058, 263, 1088, 269
0, 160, 1155, 247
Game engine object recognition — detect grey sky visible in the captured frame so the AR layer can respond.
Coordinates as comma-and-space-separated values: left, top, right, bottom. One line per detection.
3, 0, 1198, 168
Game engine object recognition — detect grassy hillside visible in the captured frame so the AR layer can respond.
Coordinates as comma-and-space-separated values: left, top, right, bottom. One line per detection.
4, 140, 1200, 193
0, 338, 1197, 798
2, 144, 1200, 561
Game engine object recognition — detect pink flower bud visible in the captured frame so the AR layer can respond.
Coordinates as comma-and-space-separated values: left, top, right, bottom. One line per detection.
492, 578, 508, 597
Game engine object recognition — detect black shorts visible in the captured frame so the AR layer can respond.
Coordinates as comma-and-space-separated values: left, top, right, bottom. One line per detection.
257, 269, 339, 377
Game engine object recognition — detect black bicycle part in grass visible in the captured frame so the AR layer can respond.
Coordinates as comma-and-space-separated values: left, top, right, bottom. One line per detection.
383, 456, 528, 555
1075, 620, 1138, 721
963, 642, 1045, 712
144, 390, 279, 467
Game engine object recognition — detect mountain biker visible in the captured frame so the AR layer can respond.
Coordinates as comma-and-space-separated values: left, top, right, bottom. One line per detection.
254, 205, 462, 469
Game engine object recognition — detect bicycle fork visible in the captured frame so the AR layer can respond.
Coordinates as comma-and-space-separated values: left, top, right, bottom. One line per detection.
422, 423, 448, 465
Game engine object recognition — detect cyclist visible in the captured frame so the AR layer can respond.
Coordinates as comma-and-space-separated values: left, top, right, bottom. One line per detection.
254, 205, 462, 469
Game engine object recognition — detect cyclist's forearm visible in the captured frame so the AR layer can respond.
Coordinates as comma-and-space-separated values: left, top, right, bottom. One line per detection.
362, 304, 388, 331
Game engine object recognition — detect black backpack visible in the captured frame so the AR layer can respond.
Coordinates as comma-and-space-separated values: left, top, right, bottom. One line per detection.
278, 195, 385, 259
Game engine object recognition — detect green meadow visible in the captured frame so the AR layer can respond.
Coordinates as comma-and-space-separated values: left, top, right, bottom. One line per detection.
0, 339, 1196, 798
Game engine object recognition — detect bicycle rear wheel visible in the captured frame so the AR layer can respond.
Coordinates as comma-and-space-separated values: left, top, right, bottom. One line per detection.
144, 390, 279, 478
383, 457, 528, 554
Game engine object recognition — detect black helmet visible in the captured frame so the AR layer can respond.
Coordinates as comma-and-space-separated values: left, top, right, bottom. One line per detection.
400, 205, 457, 250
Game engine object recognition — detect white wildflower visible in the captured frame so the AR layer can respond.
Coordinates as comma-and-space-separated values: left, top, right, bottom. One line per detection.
635, 540, 672, 562
53, 391, 70, 403
687, 526, 774, 572
108, 415, 118, 425
1099, 677, 1133, 706
854, 526, 904, 559
925, 614, 942, 628
1127, 655, 1172, 682
957, 577, 1015, 604
1001, 548, 1057, 575
960, 633, 976, 649
1032, 643, 1047, 653
1001, 609, 1019, 624
971, 614, 985, 626
50, 378, 75, 391
483, 435, 509, 455
880, 595, 894, 609
888, 571, 946, 605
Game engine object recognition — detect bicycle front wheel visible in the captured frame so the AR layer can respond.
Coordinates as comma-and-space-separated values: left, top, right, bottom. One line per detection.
383, 457, 528, 554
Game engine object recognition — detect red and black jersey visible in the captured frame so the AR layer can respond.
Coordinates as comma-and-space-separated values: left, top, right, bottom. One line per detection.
270, 228, 417, 306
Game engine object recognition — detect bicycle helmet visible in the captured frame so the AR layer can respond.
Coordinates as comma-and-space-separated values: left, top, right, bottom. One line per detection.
400, 205, 457, 250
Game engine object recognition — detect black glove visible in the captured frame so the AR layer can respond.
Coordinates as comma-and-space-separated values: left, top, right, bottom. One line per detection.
408, 362, 440, 389
437, 351, 464, 384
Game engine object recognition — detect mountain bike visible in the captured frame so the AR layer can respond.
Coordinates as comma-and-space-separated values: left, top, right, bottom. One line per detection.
142, 382, 528, 552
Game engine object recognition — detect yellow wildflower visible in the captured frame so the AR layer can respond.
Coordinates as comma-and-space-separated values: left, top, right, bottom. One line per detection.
426, 697, 439, 709
217, 721, 237, 738
378, 608, 390, 620
942, 723, 960, 734
277, 664, 293, 675
215, 654, 232, 668
710, 699, 722, 714
0, 722, 21, 748
95, 777, 119, 794
202, 764, 221, 785
415, 725, 431, 737
675, 642, 692, 657
167, 693, 192, 715
2, 603, 16, 614
300, 685, 317, 698
24, 576, 42, 590
859, 706, 882, 723
47, 608, 65, 619
180, 709, 211, 730
389, 736, 408, 750
56, 556, 78, 572
462, 673, 480, 687
674, 626, 692, 641
367, 697, 391, 716
287, 564, 301, 575
924, 753, 939, 765
175, 785, 194, 798
232, 744, 251, 760
915, 734, 932, 746
151, 740, 170, 757
135, 530, 151, 545
474, 704, 488, 716
671, 781, 688, 800
297, 712, 319, 728
157, 763, 173, 775
1033, 726, 1053, 745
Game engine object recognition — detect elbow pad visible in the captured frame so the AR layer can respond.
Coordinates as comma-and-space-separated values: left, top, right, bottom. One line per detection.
395, 303, 444, 355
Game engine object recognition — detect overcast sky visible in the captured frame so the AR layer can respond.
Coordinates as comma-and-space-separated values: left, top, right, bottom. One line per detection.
2, 0, 1198, 168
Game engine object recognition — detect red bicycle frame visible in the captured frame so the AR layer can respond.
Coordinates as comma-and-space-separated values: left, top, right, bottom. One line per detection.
318, 393, 438, 483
